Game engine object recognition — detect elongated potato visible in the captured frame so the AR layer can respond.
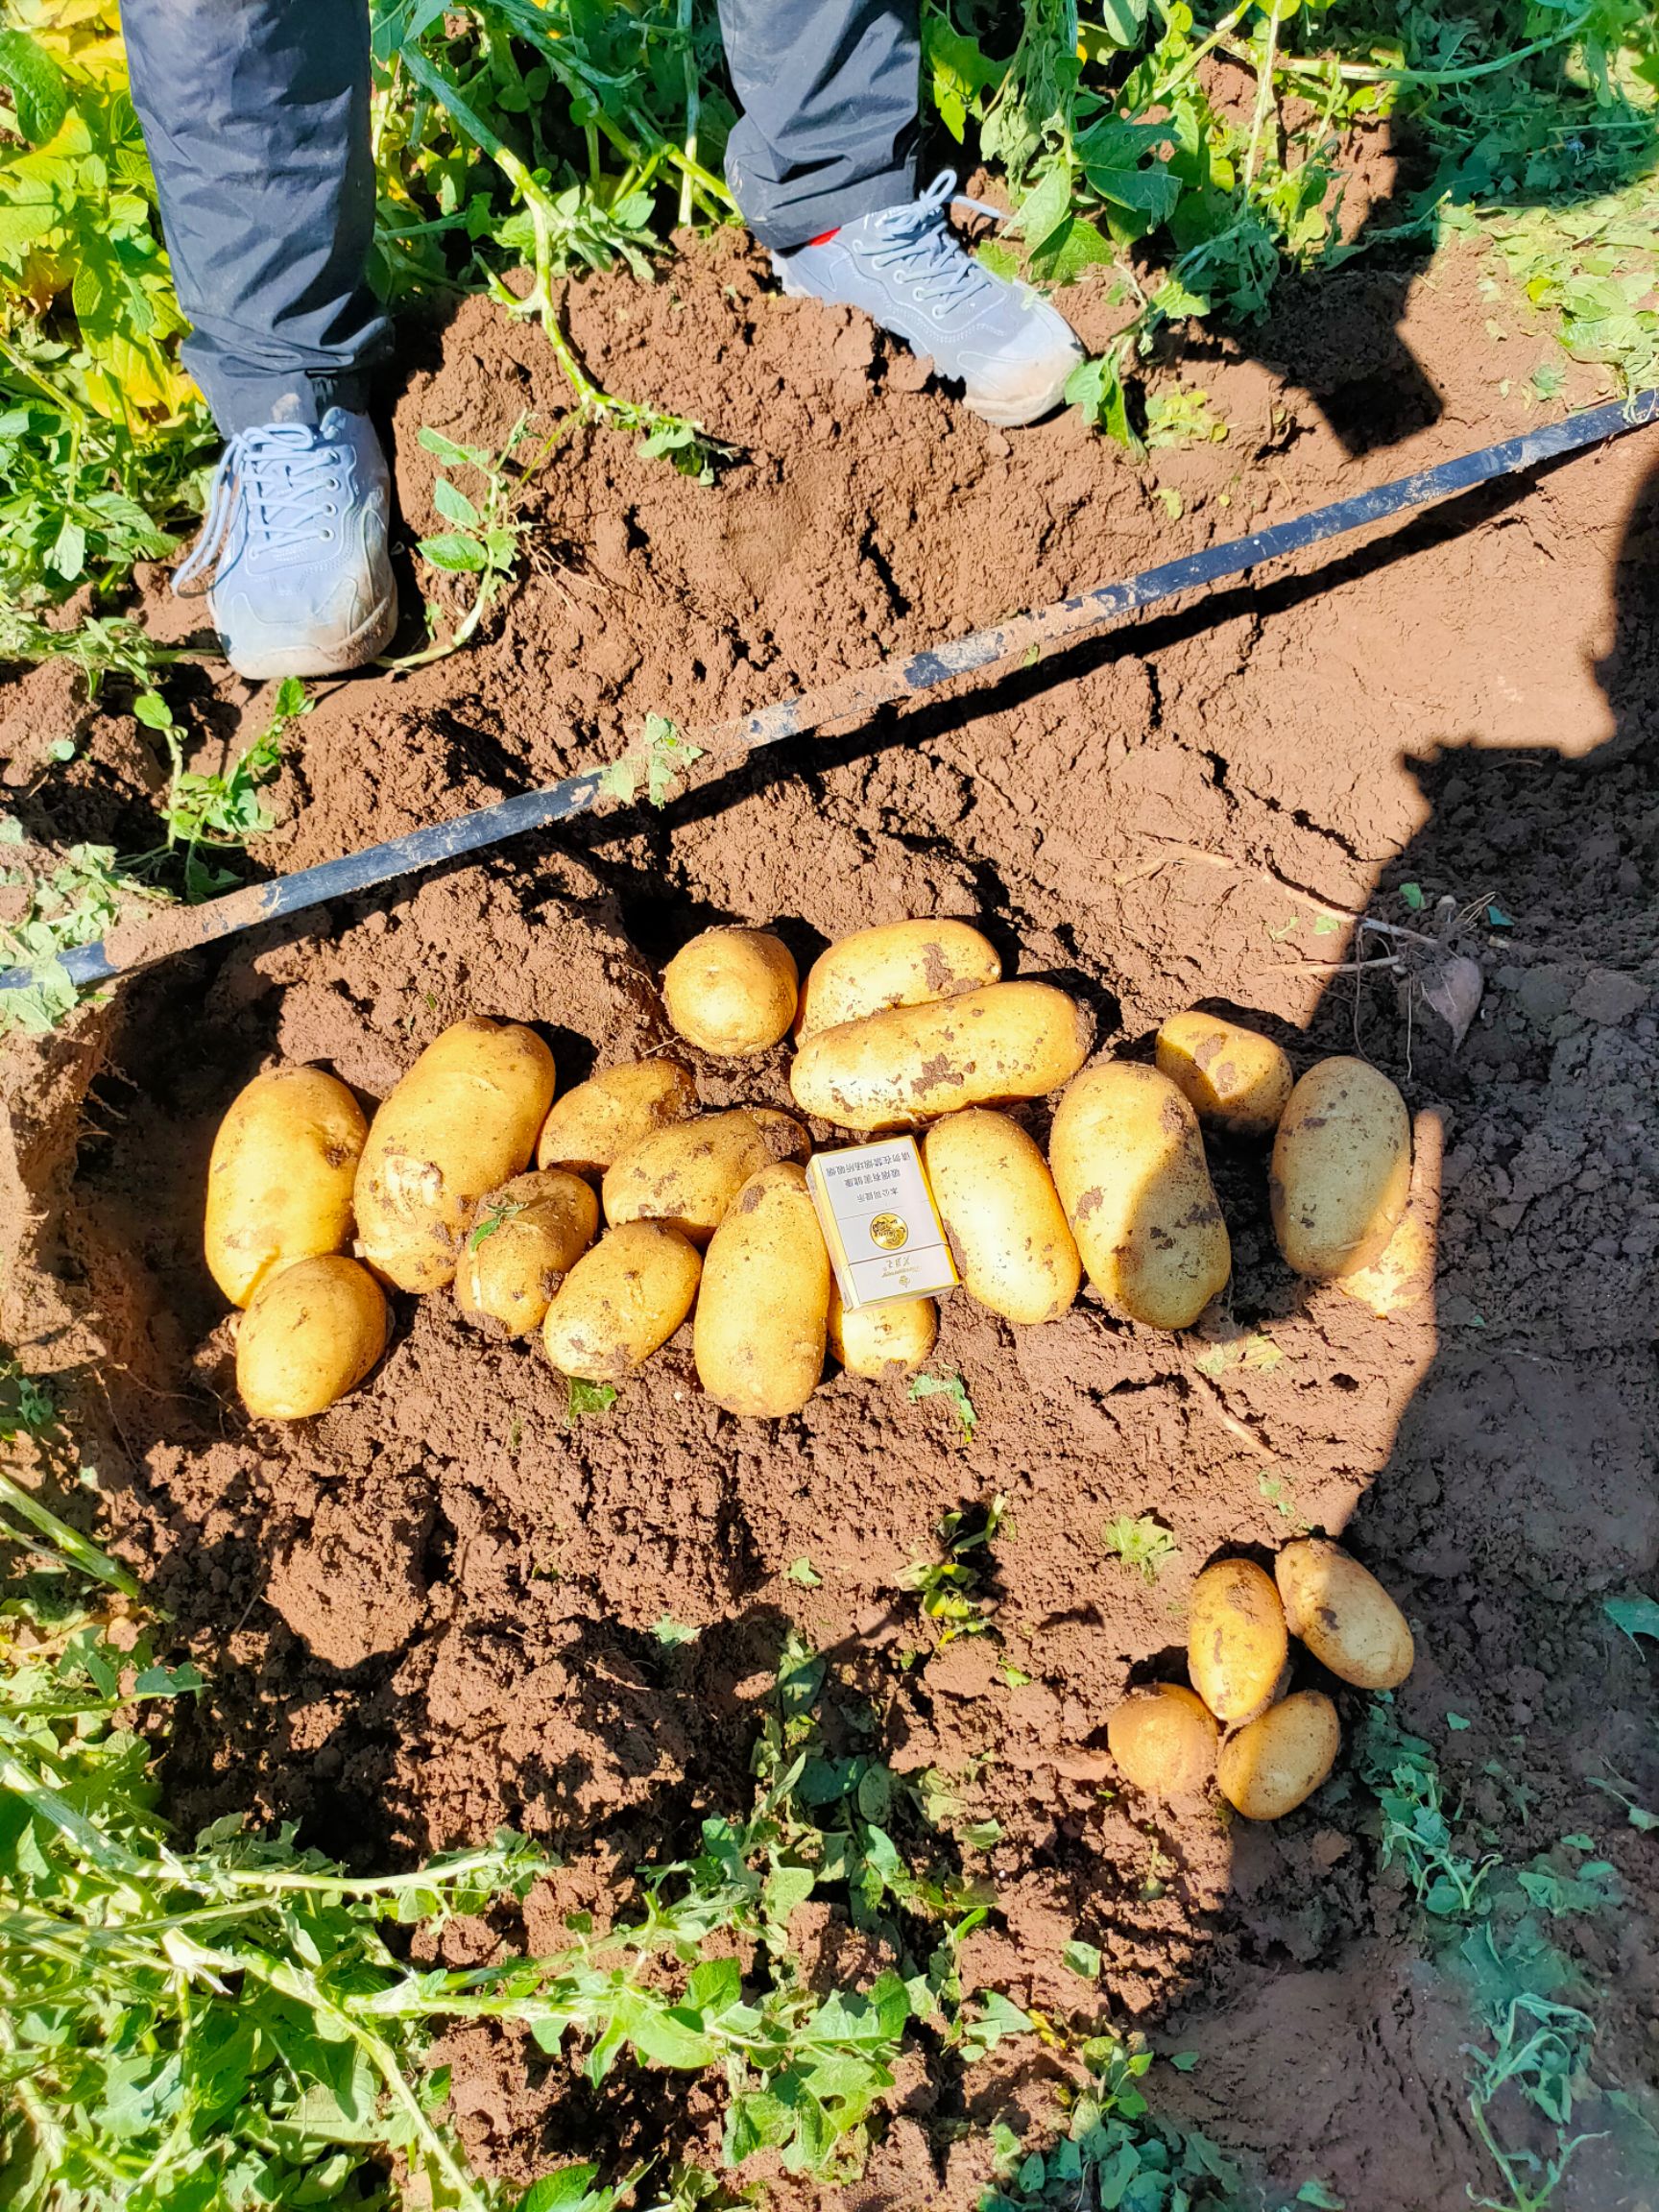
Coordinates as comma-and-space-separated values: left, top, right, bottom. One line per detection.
1188, 1558, 1288, 1723
1217, 1691, 1341, 1820
542, 1220, 701, 1382
1107, 1684, 1220, 1800
536, 1060, 696, 1176
1271, 1057, 1410, 1280
1049, 1064, 1230, 1330
236, 1255, 388, 1420
355, 1019, 556, 1292
1275, 1538, 1414, 1689
1155, 1011, 1293, 1140
455, 1170, 599, 1336
205, 1067, 368, 1307
1335, 1108, 1443, 1319
828, 1285, 936, 1379
798, 919, 1001, 1037
695, 1163, 830, 1417
602, 1108, 805, 1242
664, 927, 798, 1056
791, 982, 1092, 1132
923, 1109, 1079, 1324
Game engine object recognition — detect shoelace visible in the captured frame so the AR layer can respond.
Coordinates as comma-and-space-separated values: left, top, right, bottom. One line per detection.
173, 423, 349, 596
854, 168, 1008, 312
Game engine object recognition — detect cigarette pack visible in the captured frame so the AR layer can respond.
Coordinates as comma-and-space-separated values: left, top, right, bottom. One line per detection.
805, 1137, 958, 1310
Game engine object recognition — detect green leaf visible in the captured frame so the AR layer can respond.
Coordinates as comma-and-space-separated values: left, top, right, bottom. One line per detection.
519, 2166, 604, 2212
1065, 353, 1144, 457
1399, 881, 1427, 911
1168, 2050, 1201, 2071
0, 30, 68, 146
785, 1556, 823, 1587
1297, 2184, 1347, 2210
565, 1377, 616, 1423
651, 1616, 699, 1647
432, 476, 481, 528
1064, 1937, 1102, 1980
132, 690, 175, 732
1603, 1592, 1659, 1645
961, 1818, 1002, 1852
418, 530, 488, 573
1446, 1712, 1471, 1731
1095, 0, 1151, 44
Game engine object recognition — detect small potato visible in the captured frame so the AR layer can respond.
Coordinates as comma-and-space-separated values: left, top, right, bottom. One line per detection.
1049, 1064, 1230, 1331
1155, 1011, 1293, 1140
536, 1060, 696, 1176
1188, 1558, 1288, 1723
356, 1019, 555, 1292
1271, 1057, 1411, 1280
1107, 1683, 1219, 1800
205, 1066, 368, 1307
1216, 1691, 1341, 1820
542, 1220, 701, 1382
828, 1285, 936, 1380
790, 981, 1092, 1132
694, 1163, 830, 1417
455, 1170, 599, 1336
1275, 1538, 1414, 1690
664, 928, 798, 1056
1335, 1108, 1443, 1319
236, 1255, 388, 1420
602, 1108, 805, 1242
923, 1109, 1079, 1324
797, 919, 1001, 1037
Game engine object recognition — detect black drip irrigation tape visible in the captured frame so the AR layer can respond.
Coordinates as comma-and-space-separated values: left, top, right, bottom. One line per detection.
8, 389, 1655, 999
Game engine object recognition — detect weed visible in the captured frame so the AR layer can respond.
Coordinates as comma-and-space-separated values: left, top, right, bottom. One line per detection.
1100, 1512, 1177, 1583
1602, 1589, 1659, 1643
565, 1377, 617, 1424
652, 1614, 699, 1647
1585, 1767, 1659, 1833
784, 1557, 823, 1588
391, 416, 553, 666
900, 1493, 1005, 1642
469, 1192, 527, 1249
1145, 385, 1228, 448
1195, 1332, 1286, 1377
598, 712, 707, 808
908, 1369, 978, 1444
132, 674, 308, 900
0, 817, 163, 1032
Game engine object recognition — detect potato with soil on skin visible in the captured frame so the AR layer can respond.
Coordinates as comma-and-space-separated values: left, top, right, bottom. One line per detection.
827, 1284, 936, 1380
1154, 1010, 1294, 1140
663, 927, 799, 1056
1216, 1690, 1342, 1820
536, 1059, 696, 1176
790, 981, 1092, 1132
1275, 1537, 1415, 1689
354, 1018, 556, 1293
204, 1066, 369, 1307
1048, 1063, 1230, 1330
236, 1254, 388, 1420
923, 1108, 1080, 1324
694, 1162, 831, 1417
1187, 1557, 1289, 1723
1106, 1683, 1220, 1800
454, 1169, 599, 1336
602, 1107, 806, 1243
797, 918, 1001, 1037
1334, 1107, 1443, 1319
1271, 1056, 1411, 1281
541, 1219, 702, 1382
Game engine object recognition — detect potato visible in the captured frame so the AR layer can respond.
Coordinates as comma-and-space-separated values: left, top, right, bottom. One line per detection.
1155, 1011, 1293, 1140
1271, 1057, 1411, 1280
1216, 1691, 1341, 1820
536, 1060, 696, 1176
790, 982, 1092, 1131
1187, 1558, 1288, 1723
828, 1285, 936, 1379
1275, 1538, 1414, 1689
205, 1066, 368, 1307
455, 1170, 599, 1336
664, 927, 798, 1056
236, 1255, 388, 1420
1049, 1064, 1230, 1330
1106, 1684, 1219, 1800
694, 1163, 830, 1417
541, 1220, 701, 1382
1334, 1108, 1443, 1319
923, 1109, 1079, 1324
355, 1019, 555, 1292
797, 919, 1001, 1037
602, 1108, 806, 1243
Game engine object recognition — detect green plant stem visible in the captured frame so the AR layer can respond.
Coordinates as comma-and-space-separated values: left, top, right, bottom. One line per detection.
0, 1468, 138, 1596
1263, 8, 1597, 89
1243, 2, 1284, 191
677, 0, 699, 228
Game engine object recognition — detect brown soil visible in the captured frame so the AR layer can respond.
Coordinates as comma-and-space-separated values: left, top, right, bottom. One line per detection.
5, 223, 1659, 2211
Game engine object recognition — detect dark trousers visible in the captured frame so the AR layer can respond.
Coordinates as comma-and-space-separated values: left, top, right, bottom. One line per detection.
122, 1, 921, 435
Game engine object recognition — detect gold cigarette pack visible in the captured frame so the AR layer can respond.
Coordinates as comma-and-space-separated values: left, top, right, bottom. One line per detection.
805, 1137, 958, 1310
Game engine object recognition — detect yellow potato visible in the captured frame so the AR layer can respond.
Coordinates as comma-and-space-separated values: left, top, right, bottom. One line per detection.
1049, 1064, 1230, 1330
664, 927, 798, 1055
797, 919, 1001, 1037
1187, 1558, 1288, 1723
923, 1109, 1079, 1324
536, 1060, 696, 1176
1155, 1011, 1294, 1140
455, 1170, 600, 1336
1335, 1108, 1443, 1318
1107, 1684, 1220, 1799
1275, 1538, 1414, 1690
541, 1220, 702, 1382
790, 981, 1092, 1132
1271, 1057, 1411, 1280
828, 1285, 937, 1379
355, 1019, 555, 1292
1216, 1691, 1341, 1820
236, 1255, 388, 1420
694, 1163, 830, 1417
204, 1066, 368, 1307
602, 1108, 806, 1242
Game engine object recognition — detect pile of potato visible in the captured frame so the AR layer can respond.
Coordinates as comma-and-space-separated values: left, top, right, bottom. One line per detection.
1106, 1539, 1415, 1820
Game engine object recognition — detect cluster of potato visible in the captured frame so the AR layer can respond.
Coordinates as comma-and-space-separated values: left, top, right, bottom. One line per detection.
1106, 1539, 1415, 1820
